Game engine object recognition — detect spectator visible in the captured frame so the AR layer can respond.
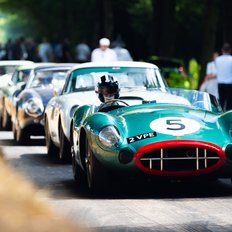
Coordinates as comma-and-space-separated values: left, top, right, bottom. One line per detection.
12, 37, 24, 60
0, 43, 6, 60
215, 43, 232, 111
53, 38, 63, 62
91, 38, 117, 62
4, 38, 13, 60
61, 37, 72, 63
112, 36, 133, 61
75, 39, 91, 63
199, 52, 219, 98
38, 37, 54, 62
24, 37, 38, 61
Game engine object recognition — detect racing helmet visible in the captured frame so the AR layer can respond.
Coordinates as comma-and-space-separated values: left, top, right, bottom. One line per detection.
97, 74, 119, 103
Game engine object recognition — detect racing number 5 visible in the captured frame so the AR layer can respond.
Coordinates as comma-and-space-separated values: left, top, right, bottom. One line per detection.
166, 119, 185, 130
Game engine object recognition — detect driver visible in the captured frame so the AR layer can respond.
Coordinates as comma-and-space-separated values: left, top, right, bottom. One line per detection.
37, 74, 53, 86
96, 74, 120, 103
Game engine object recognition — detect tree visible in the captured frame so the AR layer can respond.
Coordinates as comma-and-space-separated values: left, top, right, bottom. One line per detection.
0, 0, 231, 75
222, 0, 232, 45
151, 0, 176, 57
199, 0, 220, 85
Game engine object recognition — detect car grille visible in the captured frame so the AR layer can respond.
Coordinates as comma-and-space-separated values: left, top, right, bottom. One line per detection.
140, 147, 219, 171
135, 140, 225, 176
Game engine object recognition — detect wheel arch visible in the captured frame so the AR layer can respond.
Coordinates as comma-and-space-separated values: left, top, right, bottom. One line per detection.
79, 127, 87, 171
69, 119, 74, 146
58, 116, 62, 141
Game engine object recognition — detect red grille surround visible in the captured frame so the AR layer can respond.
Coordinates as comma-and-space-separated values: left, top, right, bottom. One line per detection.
134, 140, 225, 176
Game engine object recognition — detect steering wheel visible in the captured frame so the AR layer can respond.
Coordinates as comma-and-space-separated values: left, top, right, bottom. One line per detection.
98, 99, 130, 112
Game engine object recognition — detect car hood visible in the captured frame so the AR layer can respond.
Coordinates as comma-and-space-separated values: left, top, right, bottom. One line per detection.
92, 103, 229, 149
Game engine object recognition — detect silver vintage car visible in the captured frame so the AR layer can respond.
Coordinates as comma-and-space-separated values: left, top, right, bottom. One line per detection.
44, 61, 167, 163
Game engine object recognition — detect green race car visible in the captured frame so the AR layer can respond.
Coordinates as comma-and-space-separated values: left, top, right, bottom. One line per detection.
71, 88, 232, 193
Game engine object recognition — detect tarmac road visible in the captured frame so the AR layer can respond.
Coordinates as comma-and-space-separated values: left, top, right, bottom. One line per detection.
1, 131, 232, 232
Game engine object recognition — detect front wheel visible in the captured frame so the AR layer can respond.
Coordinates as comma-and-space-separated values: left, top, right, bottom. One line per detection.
85, 137, 109, 194
45, 118, 59, 160
59, 126, 71, 163
2, 106, 11, 130
16, 126, 30, 145
12, 121, 17, 141
72, 146, 87, 190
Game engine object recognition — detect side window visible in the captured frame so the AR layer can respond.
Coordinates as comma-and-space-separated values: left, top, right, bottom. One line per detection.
75, 74, 94, 90
75, 75, 87, 89
62, 72, 73, 94
20, 70, 31, 82
11, 72, 18, 84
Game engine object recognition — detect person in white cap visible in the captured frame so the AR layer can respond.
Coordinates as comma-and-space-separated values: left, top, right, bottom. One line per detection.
91, 37, 117, 62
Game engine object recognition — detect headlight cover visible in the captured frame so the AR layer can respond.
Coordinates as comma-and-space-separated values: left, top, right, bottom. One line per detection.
23, 98, 44, 117
98, 126, 120, 148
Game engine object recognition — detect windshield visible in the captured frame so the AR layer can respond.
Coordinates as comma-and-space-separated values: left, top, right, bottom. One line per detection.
0, 65, 18, 75
28, 70, 68, 89
11, 69, 31, 84
63, 66, 167, 93
170, 88, 222, 113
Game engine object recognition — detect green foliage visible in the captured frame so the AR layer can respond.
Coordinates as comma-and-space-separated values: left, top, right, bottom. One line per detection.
0, 0, 229, 73
128, 0, 153, 33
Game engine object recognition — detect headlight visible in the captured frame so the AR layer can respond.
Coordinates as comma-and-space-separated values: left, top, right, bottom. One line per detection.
98, 126, 120, 148
23, 98, 44, 117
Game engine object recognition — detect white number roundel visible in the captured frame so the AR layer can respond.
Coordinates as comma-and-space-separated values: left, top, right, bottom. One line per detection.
150, 117, 201, 136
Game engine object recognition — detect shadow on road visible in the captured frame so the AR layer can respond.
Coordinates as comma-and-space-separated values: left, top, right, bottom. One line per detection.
46, 173, 232, 200
92, 222, 232, 232
0, 138, 45, 146
6, 151, 232, 201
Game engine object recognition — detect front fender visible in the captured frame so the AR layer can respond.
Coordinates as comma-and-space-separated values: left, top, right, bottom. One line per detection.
218, 110, 232, 139
61, 104, 79, 141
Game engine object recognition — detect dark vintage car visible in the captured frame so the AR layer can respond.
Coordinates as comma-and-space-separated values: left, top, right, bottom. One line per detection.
11, 64, 75, 144
147, 56, 190, 89
0, 60, 34, 77
0, 63, 35, 130
0, 60, 34, 94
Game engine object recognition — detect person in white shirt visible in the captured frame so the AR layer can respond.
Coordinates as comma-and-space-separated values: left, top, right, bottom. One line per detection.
38, 37, 53, 62
215, 43, 232, 111
91, 38, 117, 62
200, 52, 219, 98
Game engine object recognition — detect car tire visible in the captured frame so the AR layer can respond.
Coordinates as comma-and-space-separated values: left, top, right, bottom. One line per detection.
85, 137, 109, 194
2, 106, 11, 130
12, 122, 17, 141
0, 112, 2, 130
16, 126, 30, 145
72, 148, 87, 190
45, 118, 59, 160
59, 126, 72, 164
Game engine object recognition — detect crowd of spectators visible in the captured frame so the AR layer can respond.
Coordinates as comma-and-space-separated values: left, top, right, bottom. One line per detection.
0, 36, 74, 63
0, 35, 133, 63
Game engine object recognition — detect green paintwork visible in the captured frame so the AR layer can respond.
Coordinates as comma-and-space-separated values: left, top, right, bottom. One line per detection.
73, 89, 232, 178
